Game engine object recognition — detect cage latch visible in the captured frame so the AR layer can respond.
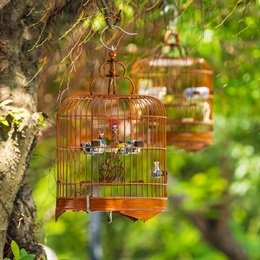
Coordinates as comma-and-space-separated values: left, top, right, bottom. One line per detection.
86, 195, 90, 213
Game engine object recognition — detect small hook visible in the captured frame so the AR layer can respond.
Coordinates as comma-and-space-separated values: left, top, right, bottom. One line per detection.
106, 211, 112, 223
100, 25, 137, 51
161, 0, 178, 27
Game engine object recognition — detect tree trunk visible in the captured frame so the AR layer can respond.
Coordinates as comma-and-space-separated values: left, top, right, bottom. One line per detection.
0, 1, 43, 257
0, 0, 96, 258
3, 184, 45, 258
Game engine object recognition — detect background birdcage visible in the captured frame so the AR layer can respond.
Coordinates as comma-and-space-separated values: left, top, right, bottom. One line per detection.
130, 30, 214, 152
56, 49, 167, 222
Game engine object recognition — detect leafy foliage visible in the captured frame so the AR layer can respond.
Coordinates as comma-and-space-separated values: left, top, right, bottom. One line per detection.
3, 241, 36, 260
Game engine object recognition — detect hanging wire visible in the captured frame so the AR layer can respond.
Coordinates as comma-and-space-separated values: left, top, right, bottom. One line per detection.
161, 0, 179, 29
100, 25, 137, 51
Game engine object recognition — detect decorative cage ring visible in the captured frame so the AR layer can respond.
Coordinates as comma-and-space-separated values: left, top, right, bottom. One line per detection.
100, 25, 137, 51
163, 30, 188, 57
99, 60, 126, 77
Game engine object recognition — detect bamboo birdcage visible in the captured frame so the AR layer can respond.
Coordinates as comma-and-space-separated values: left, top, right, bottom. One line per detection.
56, 45, 167, 222
130, 30, 214, 152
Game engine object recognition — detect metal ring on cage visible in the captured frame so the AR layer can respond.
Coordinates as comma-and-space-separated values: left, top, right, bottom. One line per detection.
100, 25, 137, 51
89, 75, 135, 95
99, 61, 126, 77
163, 30, 188, 57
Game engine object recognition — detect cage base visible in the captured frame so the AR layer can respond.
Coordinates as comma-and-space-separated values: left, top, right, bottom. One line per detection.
56, 197, 167, 222
167, 131, 213, 152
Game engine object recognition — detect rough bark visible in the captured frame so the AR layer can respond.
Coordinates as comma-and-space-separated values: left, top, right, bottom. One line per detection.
3, 184, 45, 258
0, 0, 45, 257
0, 0, 10, 10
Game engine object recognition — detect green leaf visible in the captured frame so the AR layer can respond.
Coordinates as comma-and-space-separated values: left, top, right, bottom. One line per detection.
38, 113, 45, 126
20, 254, 36, 260
20, 248, 27, 257
3, 258, 12, 260
0, 116, 9, 126
11, 241, 20, 260
39, 254, 47, 260
0, 99, 13, 107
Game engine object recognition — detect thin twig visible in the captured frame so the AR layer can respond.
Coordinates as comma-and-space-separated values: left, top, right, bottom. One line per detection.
60, 30, 85, 63
146, 0, 161, 11
176, 0, 193, 21
233, 23, 251, 37
113, 10, 121, 25
23, 56, 47, 86
59, 10, 86, 40
96, 0, 113, 29
215, 0, 243, 29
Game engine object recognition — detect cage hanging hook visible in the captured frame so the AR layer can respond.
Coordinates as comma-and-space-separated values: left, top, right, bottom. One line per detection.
107, 211, 112, 223
100, 25, 137, 51
162, 0, 179, 27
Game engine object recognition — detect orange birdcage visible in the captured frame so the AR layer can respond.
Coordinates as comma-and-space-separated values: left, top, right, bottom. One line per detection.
56, 26, 167, 223
130, 29, 214, 152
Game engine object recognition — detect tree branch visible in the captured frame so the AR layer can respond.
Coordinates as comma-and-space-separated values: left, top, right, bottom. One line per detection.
190, 211, 249, 260
96, 0, 113, 28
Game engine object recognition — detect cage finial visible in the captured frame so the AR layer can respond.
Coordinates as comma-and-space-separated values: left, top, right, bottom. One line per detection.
89, 25, 137, 95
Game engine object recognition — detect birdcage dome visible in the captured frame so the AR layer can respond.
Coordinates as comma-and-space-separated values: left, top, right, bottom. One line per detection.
56, 49, 167, 222
130, 31, 214, 152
